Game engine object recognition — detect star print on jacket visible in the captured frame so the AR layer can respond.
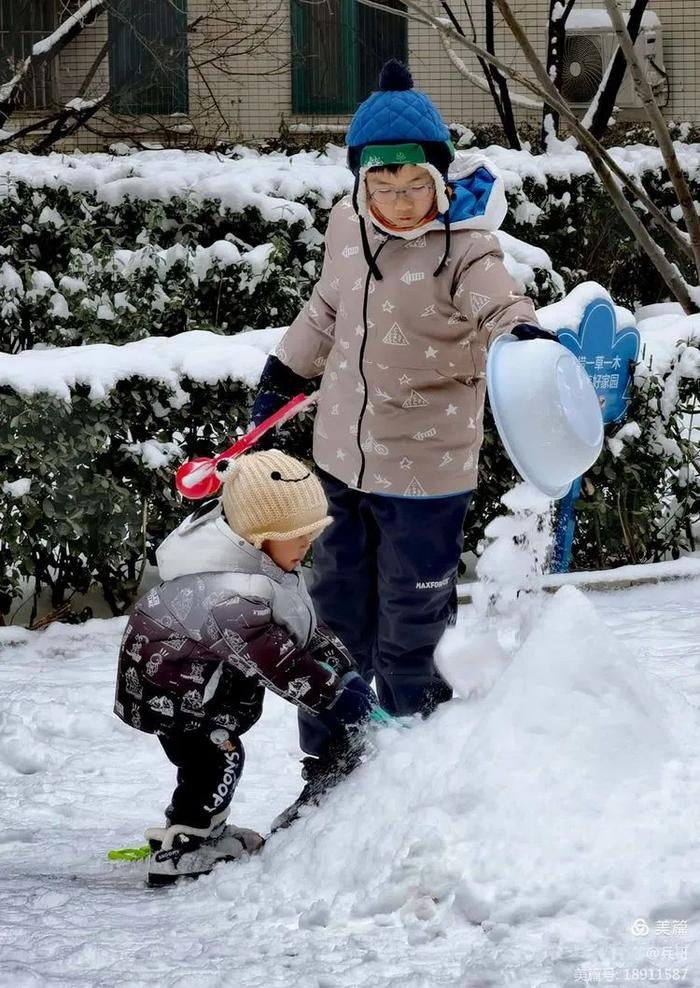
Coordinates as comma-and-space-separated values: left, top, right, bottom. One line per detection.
273, 193, 539, 496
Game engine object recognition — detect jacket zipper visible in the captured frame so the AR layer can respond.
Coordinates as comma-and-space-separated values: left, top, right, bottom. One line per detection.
356, 240, 388, 488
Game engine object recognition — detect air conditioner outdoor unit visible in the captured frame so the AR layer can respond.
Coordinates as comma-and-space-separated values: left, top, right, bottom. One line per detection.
562, 8, 668, 110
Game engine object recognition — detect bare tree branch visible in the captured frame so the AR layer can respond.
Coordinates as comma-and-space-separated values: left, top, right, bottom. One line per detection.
356, 0, 697, 311
602, 0, 700, 283
493, 0, 698, 312
34, 93, 111, 152
438, 33, 541, 110
0, 92, 110, 150
78, 40, 110, 98
0, 0, 107, 128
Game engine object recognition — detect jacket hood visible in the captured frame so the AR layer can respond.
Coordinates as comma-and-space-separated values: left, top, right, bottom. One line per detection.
444, 156, 508, 231
156, 500, 288, 583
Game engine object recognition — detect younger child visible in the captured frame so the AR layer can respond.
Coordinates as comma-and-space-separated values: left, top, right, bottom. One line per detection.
114, 449, 375, 886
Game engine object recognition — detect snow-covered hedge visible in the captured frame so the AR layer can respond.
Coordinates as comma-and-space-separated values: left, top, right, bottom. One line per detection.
0, 147, 563, 353
0, 333, 277, 619
1, 314, 697, 620
1, 144, 698, 619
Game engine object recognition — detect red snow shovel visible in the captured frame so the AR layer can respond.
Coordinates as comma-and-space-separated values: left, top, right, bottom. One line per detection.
175, 393, 317, 500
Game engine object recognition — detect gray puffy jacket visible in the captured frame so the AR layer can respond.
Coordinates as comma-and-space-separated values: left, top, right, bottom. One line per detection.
114, 501, 354, 737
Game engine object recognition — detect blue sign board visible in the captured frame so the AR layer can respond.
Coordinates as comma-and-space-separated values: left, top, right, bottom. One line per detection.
557, 298, 641, 425
552, 298, 641, 572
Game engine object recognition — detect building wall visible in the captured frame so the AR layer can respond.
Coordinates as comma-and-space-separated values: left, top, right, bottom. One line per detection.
8, 1, 700, 150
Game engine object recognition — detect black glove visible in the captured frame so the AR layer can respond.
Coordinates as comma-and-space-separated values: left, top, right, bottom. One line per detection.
510, 324, 559, 343
250, 354, 312, 449
318, 671, 376, 735
251, 355, 309, 425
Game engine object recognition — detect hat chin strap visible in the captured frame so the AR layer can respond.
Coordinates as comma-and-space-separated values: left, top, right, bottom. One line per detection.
355, 162, 450, 232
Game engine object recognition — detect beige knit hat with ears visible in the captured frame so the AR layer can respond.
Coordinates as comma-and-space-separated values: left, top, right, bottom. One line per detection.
218, 449, 332, 548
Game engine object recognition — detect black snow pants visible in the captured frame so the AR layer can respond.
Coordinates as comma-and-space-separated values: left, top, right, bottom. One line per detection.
158, 726, 245, 830
299, 468, 472, 756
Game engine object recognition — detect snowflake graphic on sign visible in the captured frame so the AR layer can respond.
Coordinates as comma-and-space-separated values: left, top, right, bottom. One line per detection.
556, 297, 640, 424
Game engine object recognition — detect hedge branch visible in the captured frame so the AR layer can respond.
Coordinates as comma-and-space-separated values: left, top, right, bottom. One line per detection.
603, 0, 700, 281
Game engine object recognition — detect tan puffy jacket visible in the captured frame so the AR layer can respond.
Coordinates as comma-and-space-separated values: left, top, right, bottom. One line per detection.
276, 179, 538, 496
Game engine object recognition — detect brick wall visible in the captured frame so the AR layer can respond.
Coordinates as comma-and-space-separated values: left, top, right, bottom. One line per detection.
7, 1, 699, 149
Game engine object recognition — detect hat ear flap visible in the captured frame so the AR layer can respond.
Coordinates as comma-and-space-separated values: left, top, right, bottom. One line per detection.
417, 162, 450, 214
354, 167, 369, 220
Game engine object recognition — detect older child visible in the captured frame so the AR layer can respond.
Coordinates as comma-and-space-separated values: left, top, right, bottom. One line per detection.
114, 449, 375, 886
251, 60, 555, 754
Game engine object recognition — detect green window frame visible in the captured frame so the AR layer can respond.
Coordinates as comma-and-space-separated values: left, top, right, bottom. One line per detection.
291, 0, 407, 115
109, 0, 188, 115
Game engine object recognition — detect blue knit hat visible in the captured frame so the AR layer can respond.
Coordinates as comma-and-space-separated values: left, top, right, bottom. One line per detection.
346, 60, 455, 177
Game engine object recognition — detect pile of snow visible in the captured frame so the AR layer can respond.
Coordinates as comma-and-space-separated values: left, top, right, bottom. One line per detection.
240, 584, 698, 980
1, 578, 698, 985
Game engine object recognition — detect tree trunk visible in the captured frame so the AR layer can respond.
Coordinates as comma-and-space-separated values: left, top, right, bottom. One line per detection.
587, 0, 649, 139
542, 0, 576, 140
485, 0, 521, 150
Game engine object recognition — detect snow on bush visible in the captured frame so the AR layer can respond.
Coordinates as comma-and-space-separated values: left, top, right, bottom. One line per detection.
0, 143, 698, 619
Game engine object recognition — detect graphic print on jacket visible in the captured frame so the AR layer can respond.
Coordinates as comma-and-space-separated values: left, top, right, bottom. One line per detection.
114, 501, 352, 736
275, 159, 539, 496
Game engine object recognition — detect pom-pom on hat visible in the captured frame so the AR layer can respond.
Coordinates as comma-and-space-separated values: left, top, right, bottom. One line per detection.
217, 450, 332, 549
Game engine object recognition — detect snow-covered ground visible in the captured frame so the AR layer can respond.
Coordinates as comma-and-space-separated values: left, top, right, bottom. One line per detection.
1, 577, 699, 988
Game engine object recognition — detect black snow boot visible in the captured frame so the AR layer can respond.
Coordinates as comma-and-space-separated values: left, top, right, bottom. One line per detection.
145, 809, 264, 887
270, 733, 365, 833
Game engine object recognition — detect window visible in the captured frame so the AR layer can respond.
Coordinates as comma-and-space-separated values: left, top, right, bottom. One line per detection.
109, 0, 188, 115
0, 0, 57, 109
291, 0, 407, 115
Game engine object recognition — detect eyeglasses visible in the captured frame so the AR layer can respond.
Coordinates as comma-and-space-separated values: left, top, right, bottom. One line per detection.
367, 184, 434, 205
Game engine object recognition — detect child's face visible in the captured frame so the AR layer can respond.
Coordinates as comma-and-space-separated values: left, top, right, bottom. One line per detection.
365, 164, 436, 230
262, 534, 313, 572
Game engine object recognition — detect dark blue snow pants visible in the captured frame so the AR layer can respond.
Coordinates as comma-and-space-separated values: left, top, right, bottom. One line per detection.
299, 468, 472, 756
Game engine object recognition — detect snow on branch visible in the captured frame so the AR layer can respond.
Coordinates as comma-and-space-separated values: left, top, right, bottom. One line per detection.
32, 0, 105, 56
0, 0, 107, 126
